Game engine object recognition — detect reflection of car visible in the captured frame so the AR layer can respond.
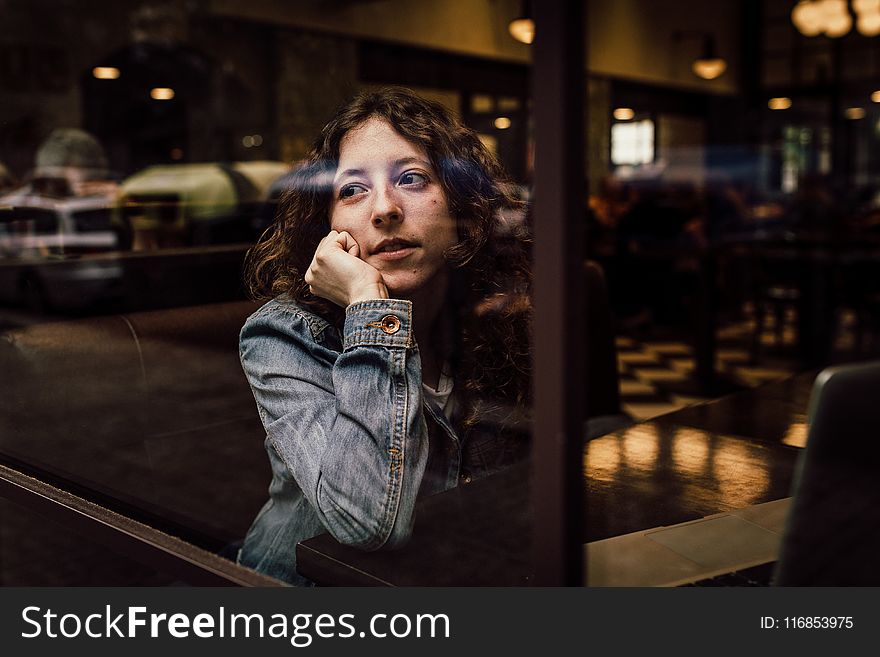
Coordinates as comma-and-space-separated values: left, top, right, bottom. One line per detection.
116, 161, 290, 249
0, 195, 123, 311
252, 169, 297, 234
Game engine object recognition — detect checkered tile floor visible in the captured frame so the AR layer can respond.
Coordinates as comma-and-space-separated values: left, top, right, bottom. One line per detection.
616, 306, 878, 421
617, 313, 805, 421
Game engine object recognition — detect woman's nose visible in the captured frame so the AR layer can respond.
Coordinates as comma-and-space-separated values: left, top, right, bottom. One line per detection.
371, 185, 403, 227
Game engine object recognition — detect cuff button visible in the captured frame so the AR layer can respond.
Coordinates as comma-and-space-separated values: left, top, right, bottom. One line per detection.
367, 314, 401, 334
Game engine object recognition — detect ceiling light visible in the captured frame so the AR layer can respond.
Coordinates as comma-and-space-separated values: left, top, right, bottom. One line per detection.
509, 2, 534, 44
854, 0, 880, 12
768, 97, 793, 110
494, 117, 512, 130
150, 87, 175, 100
845, 107, 866, 119
92, 67, 120, 80
692, 36, 727, 80
857, 13, 880, 35
692, 58, 727, 80
613, 108, 635, 121
871, 90, 880, 102
792, 1, 825, 36
509, 18, 534, 44
824, 12, 853, 37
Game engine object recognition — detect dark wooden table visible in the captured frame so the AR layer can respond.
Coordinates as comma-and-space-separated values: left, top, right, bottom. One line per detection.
297, 372, 816, 586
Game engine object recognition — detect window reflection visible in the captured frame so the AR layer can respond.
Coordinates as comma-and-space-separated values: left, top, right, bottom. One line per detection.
1, 0, 878, 586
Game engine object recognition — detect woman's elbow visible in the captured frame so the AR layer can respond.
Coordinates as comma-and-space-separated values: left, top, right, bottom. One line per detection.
316, 486, 415, 551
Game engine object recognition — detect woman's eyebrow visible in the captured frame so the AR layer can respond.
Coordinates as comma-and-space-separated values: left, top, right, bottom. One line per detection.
335, 167, 365, 181
393, 157, 430, 168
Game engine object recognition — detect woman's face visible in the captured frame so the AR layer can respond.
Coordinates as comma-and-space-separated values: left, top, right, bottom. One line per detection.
329, 118, 458, 300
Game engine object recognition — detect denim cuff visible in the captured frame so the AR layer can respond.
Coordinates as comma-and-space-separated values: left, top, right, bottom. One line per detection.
343, 299, 414, 350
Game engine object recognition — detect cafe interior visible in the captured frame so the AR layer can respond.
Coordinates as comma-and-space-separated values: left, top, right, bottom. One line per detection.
1, 0, 879, 586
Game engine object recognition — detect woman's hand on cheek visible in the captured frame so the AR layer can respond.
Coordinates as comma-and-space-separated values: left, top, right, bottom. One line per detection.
305, 230, 389, 307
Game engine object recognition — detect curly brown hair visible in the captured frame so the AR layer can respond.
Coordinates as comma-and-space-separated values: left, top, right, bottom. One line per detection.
245, 87, 532, 429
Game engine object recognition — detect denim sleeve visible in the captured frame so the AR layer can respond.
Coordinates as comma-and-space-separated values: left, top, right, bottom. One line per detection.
239, 299, 428, 551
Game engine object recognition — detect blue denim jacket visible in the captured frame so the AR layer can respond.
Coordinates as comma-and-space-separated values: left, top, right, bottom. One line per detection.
237, 296, 476, 586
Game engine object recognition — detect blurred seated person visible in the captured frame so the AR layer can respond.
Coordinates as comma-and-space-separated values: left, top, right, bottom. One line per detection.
786, 173, 840, 241
587, 174, 632, 254
611, 179, 704, 331
237, 88, 533, 585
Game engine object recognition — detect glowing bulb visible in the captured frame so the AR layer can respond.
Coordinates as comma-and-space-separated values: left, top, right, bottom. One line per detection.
613, 107, 635, 121
871, 90, 880, 103
508, 18, 535, 44
494, 117, 512, 130
692, 58, 727, 80
824, 12, 852, 37
792, 1, 824, 36
858, 14, 880, 36
853, 0, 880, 13
768, 97, 792, 110
150, 87, 175, 100
92, 66, 120, 80
845, 107, 866, 120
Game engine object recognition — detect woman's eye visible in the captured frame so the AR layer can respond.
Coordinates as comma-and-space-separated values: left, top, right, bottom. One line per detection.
398, 171, 428, 187
339, 184, 365, 199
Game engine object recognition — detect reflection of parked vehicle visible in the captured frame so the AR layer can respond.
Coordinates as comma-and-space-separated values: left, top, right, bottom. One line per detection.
116, 161, 289, 250
0, 195, 123, 312
252, 169, 296, 235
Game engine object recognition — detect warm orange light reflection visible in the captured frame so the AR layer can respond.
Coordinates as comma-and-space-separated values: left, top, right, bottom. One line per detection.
620, 425, 660, 472
671, 428, 711, 476
845, 107, 866, 120
583, 438, 621, 481
714, 441, 769, 508
783, 422, 809, 448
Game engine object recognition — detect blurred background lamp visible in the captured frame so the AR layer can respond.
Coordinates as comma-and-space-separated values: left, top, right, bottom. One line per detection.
613, 107, 635, 121
150, 87, 175, 100
494, 117, 512, 129
92, 66, 120, 80
508, 1, 534, 44
769, 97, 793, 110
824, 12, 853, 36
857, 14, 880, 35
691, 36, 727, 80
845, 107, 866, 119
854, 0, 880, 12
508, 17, 535, 44
692, 57, 727, 80
791, 0, 826, 36
871, 90, 880, 102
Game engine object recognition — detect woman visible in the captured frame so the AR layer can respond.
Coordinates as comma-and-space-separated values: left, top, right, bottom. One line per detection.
238, 87, 531, 585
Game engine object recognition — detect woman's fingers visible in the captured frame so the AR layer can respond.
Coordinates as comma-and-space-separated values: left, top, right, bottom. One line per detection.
306, 230, 384, 306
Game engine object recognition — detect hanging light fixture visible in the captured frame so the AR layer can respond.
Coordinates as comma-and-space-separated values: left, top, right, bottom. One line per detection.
509, 1, 535, 44
792, 0, 825, 36
824, 0, 853, 37
769, 97, 793, 110
691, 35, 727, 80
789, 0, 880, 38
855, 0, 880, 34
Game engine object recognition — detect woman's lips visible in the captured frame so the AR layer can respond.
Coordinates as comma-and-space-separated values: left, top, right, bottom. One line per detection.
371, 239, 418, 260
372, 245, 416, 261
